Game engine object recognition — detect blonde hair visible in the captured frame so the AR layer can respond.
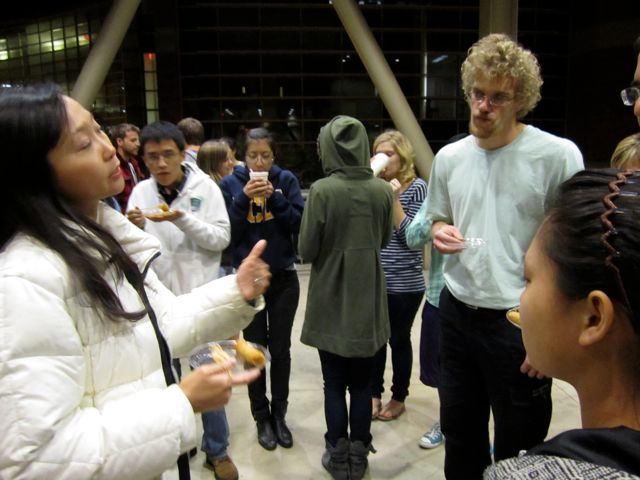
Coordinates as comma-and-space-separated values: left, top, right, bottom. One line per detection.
372, 129, 416, 185
611, 133, 640, 170
461, 33, 542, 119
197, 140, 230, 183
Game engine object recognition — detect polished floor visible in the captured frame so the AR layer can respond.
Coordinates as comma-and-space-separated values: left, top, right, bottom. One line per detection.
188, 263, 581, 479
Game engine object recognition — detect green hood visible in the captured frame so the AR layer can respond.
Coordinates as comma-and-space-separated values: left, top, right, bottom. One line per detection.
318, 115, 372, 176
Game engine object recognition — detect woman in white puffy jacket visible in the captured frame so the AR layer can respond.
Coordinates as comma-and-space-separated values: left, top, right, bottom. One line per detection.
0, 83, 271, 480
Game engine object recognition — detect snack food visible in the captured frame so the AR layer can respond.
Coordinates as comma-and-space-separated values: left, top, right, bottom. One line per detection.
189, 340, 269, 372
211, 343, 232, 364
235, 338, 266, 366
506, 308, 521, 327
144, 203, 173, 221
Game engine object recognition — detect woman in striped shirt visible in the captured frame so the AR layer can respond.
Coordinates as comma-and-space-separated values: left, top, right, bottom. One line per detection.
370, 130, 428, 421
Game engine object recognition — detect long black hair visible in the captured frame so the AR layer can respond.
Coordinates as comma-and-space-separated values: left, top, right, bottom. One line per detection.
0, 83, 145, 321
542, 168, 640, 333
243, 127, 277, 158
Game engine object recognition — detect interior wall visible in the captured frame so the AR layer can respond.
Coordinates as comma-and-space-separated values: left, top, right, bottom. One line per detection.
567, 0, 640, 167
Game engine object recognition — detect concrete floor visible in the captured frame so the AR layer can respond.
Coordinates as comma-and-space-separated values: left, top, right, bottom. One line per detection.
188, 263, 581, 480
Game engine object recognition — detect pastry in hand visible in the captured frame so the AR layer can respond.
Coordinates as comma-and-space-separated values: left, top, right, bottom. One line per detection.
235, 338, 266, 367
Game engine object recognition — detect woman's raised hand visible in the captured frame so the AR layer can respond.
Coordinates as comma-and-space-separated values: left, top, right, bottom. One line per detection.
236, 239, 271, 300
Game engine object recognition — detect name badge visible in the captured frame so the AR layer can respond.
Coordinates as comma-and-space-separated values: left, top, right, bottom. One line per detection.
190, 196, 202, 212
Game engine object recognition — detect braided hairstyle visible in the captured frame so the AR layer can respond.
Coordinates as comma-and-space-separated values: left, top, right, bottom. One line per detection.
542, 168, 640, 333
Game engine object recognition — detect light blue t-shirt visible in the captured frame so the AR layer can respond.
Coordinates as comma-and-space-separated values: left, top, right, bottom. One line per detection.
424, 125, 584, 309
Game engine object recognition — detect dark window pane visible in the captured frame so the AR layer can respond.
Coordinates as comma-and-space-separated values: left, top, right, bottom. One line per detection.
262, 30, 300, 50
220, 54, 261, 74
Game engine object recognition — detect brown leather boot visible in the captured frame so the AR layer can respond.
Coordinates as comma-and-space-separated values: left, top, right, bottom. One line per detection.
203, 454, 239, 480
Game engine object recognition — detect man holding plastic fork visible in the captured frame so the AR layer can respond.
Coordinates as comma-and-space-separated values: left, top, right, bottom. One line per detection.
423, 34, 583, 479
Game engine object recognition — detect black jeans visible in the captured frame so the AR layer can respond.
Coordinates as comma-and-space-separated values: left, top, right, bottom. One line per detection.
438, 288, 552, 480
371, 291, 424, 401
319, 349, 374, 446
419, 299, 441, 388
244, 269, 300, 415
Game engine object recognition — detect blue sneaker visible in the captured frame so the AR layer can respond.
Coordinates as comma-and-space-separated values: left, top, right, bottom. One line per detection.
419, 422, 443, 449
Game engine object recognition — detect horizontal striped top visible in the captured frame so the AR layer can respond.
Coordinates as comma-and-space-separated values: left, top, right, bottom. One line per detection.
381, 177, 427, 293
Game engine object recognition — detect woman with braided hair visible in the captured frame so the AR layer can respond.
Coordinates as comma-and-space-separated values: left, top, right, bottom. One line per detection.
485, 168, 640, 479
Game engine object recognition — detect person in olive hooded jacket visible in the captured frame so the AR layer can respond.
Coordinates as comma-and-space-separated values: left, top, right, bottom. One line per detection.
298, 115, 394, 480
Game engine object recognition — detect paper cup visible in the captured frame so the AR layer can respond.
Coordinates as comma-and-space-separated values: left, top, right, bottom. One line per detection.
371, 153, 390, 176
249, 171, 269, 181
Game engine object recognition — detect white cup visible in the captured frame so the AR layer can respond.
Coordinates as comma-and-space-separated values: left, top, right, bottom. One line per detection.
371, 153, 390, 176
249, 170, 269, 181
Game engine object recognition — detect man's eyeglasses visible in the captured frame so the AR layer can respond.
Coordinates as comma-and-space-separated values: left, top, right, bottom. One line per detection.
468, 89, 514, 108
246, 152, 274, 161
145, 150, 180, 163
620, 86, 640, 106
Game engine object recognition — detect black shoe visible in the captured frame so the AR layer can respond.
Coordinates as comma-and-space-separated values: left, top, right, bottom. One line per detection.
256, 418, 277, 450
272, 416, 293, 448
188, 447, 198, 458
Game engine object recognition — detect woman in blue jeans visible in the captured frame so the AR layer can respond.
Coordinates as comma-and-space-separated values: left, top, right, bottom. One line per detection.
198, 139, 240, 479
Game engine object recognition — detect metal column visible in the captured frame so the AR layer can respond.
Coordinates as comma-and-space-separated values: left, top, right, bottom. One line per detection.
71, 0, 142, 108
332, 0, 434, 179
479, 0, 518, 39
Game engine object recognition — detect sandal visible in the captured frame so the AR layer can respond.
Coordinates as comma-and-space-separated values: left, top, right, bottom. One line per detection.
377, 400, 406, 421
371, 397, 382, 420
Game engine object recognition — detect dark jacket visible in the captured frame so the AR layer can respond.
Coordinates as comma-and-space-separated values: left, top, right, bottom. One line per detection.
115, 153, 145, 212
219, 164, 304, 272
485, 427, 640, 479
298, 115, 394, 358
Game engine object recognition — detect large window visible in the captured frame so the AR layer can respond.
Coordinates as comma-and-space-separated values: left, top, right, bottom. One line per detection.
143, 52, 159, 124
0, 9, 129, 127
177, 1, 479, 185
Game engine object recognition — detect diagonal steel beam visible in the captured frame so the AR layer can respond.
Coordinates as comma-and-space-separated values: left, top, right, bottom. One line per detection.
72, 0, 142, 108
332, 0, 434, 178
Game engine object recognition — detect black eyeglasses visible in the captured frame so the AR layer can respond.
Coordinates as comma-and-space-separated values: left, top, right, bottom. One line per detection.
468, 89, 514, 108
620, 86, 640, 106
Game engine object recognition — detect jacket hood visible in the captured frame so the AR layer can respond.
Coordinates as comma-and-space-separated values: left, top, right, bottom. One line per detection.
318, 115, 372, 176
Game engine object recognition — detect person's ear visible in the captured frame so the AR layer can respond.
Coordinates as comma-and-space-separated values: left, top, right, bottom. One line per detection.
578, 290, 615, 347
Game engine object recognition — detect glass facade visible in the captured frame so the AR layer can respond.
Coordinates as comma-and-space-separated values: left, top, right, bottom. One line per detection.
174, 1, 481, 184
0, 9, 133, 126
0, 0, 577, 186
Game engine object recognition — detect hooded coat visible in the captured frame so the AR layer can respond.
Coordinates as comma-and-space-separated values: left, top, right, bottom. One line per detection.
298, 116, 394, 358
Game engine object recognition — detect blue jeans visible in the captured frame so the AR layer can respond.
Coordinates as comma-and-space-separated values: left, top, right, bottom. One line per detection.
438, 288, 552, 479
244, 269, 299, 415
371, 291, 424, 402
201, 409, 229, 458
319, 349, 374, 446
